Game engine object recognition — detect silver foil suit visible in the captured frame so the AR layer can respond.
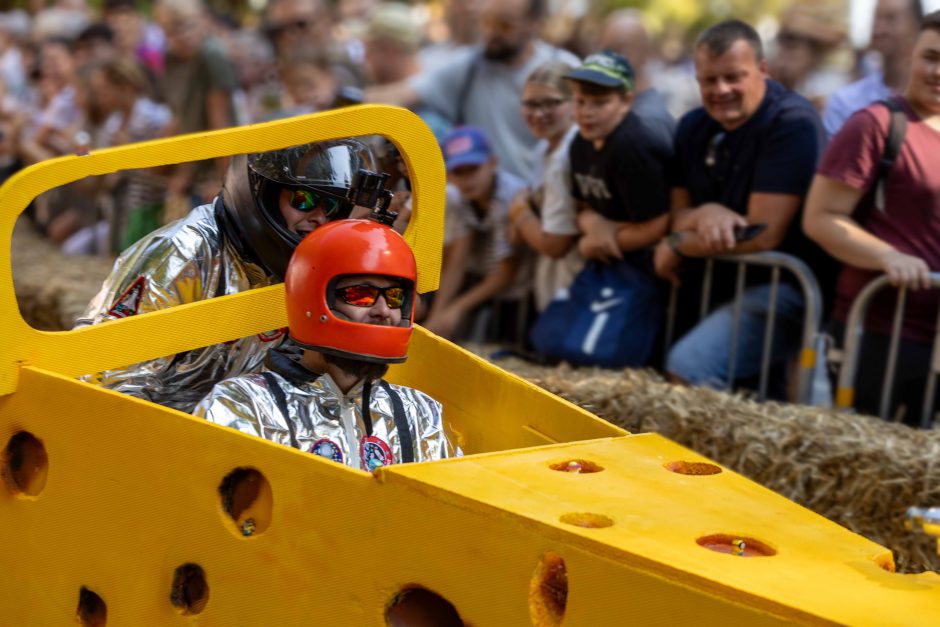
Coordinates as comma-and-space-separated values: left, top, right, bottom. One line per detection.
192, 351, 454, 469
75, 202, 282, 412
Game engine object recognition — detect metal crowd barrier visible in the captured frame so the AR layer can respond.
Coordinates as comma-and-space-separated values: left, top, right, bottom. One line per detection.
663, 251, 824, 404
835, 273, 940, 428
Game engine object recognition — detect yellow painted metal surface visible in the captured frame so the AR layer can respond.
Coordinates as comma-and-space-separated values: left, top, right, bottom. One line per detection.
3, 107, 940, 625
836, 386, 855, 409
0, 105, 444, 396
800, 347, 816, 369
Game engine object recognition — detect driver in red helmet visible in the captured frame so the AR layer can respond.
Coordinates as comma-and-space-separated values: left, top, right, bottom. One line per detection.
192, 218, 455, 469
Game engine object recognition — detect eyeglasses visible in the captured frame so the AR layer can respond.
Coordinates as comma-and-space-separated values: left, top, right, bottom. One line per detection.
521, 98, 567, 114
705, 132, 726, 168
287, 187, 348, 218
481, 15, 523, 36
335, 284, 406, 309
777, 30, 824, 51
266, 18, 311, 38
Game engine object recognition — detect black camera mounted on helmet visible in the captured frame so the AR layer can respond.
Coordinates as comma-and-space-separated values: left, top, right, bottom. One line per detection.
351, 169, 397, 226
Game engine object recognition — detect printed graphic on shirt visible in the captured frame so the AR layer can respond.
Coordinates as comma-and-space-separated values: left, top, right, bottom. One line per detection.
107, 276, 146, 318
360, 435, 394, 471
573, 173, 612, 200
310, 438, 344, 464
257, 328, 287, 342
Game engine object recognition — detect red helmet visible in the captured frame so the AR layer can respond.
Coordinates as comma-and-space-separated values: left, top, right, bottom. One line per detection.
285, 220, 417, 364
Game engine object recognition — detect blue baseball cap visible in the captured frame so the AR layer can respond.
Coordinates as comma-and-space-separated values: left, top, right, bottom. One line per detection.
441, 125, 493, 171
565, 50, 635, 90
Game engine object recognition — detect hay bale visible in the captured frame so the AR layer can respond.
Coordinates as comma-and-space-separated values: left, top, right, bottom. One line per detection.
490, 354, 940, 574
12, 219, 113, 330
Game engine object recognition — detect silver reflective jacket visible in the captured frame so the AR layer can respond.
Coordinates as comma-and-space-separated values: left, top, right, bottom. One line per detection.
76, 201, 282, 412
192, 355, 453, 470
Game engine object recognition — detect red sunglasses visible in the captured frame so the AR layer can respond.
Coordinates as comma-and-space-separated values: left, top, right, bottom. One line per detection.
335, 284, 406, 309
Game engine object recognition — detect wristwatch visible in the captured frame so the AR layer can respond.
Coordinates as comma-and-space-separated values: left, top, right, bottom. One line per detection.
665, 232, 688, 259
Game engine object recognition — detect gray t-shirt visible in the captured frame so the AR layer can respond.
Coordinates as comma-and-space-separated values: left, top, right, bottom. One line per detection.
411, 42, 580, 179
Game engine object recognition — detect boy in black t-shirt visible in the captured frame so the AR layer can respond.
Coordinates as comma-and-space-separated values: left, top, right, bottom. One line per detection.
528, 51, 671, 367
565, 50, 673, 266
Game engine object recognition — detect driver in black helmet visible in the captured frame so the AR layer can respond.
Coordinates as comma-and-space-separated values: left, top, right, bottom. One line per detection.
76, 138, 393, 413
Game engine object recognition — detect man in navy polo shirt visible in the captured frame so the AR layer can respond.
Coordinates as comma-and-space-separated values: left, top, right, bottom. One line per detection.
653, 19, 829, 396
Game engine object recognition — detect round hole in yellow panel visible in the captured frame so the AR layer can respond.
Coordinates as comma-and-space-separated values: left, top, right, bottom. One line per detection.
528, 552, 567, 627
170, 563, 209, 615
696, 534, 776, 557
385, 585, 465, 626
218, 467, 272, 537
77, 586, 107, 627
559, 512, 614, 529
3, 431, 48, 496
548, 459, 604, 474
876, 553, 896, 572
665, 460, 722, 476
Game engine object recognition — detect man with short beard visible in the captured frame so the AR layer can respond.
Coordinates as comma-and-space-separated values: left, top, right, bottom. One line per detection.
193, 219, 455, 470
364, 0, 578, 178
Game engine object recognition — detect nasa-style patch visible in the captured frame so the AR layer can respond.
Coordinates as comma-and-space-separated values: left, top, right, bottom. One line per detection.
360, 435, 394, 471
309, 438, 344, 464
107, 276, 146, 318
257, 328, 287, 342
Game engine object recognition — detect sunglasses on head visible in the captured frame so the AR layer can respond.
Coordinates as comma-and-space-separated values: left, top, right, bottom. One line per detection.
287, 187, 349, 218
335, 284, 406, 309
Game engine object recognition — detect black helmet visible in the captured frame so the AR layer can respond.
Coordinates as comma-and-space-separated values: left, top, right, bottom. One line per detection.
219, 139, 393, 281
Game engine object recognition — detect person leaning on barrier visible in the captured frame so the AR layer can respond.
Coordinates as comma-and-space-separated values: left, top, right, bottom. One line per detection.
802, 10, 940, 424
193, 217, 455, 469
652, 19, 832, 397
75, 139, 394, 413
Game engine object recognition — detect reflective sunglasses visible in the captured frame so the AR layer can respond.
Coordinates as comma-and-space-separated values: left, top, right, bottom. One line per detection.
287, 187, 348, 218
335, 284, 406, 309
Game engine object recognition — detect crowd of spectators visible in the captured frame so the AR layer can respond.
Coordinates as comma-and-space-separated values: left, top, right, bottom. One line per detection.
9, 0, 940, 425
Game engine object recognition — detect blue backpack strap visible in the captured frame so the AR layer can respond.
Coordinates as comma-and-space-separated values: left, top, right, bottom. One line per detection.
874, 98, 907, 211
260, 371, 300, 450
377, 379, 415, 463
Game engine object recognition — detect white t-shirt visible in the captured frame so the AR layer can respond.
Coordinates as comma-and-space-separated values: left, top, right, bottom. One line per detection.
529, 126, 584, 310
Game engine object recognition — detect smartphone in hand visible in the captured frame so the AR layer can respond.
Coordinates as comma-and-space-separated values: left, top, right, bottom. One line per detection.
733, 223, 767, 243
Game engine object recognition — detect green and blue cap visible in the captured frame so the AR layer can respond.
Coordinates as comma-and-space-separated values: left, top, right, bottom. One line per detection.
565, 50, 635, 90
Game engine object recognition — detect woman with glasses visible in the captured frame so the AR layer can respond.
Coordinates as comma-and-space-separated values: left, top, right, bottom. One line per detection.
507, 61, 584, 311
76, 139, 393, 413
194, 218, 455, 469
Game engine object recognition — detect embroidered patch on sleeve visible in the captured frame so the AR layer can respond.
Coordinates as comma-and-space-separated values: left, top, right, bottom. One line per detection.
257, 328, 287, 343
107, 276, 146, 318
